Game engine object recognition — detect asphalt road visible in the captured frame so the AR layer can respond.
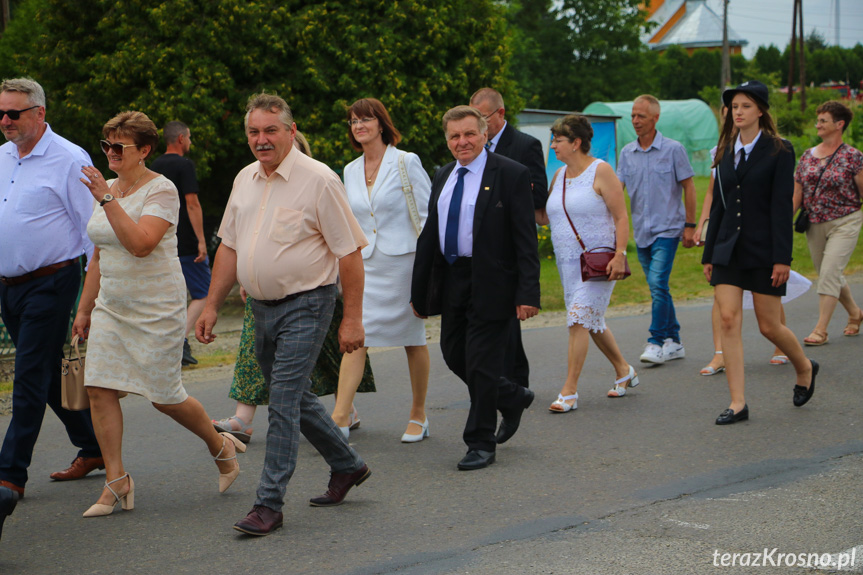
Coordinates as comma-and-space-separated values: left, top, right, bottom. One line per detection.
2, 284, 862, 575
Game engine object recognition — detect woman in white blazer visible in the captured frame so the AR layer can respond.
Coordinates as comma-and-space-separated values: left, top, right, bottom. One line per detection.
334, 98, 433, 442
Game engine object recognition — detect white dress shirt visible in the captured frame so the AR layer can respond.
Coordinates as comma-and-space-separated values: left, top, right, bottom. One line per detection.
734, 130, 762, 168
437, 150, 488, 257
486, 121, 507, 152
0, 124, 94, 277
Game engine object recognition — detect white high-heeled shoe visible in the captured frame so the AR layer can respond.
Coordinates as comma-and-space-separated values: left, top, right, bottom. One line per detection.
607, 365, 639, 398
83, 473, 134, 518
401, 419, 430, 443
549, 393, 578, 413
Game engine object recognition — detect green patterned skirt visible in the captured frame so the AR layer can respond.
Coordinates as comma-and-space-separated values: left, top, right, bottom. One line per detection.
229, 295, 376, 405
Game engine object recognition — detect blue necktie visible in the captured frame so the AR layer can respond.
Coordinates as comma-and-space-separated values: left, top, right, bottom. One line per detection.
444, 167, 469, 264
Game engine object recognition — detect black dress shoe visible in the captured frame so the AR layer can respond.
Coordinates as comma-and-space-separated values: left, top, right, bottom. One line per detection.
0, 486, 19, 541
793, 359, 819, 407
182, 339, 198, 366
233, 505, 283, 536
457, 449, 496, 470
715, 404, 749, 425
495, 388, 535, 444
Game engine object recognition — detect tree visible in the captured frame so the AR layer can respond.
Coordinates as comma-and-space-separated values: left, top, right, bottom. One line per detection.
506, 0, 650, 110
0, 0, 515, 220
753, 45, 783, 78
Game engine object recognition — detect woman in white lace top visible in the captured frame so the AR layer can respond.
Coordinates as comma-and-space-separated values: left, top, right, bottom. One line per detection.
539, 114, 637, 413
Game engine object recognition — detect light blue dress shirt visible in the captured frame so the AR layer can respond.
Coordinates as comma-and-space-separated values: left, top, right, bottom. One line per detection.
617, 130, 696, 248
0, 124, 94, 277
437, 150, 488, 257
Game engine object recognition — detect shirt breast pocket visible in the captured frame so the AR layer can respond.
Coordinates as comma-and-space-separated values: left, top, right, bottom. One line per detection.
655, 160, 672, 173
268, 208, 304, 244
15, 187, 56, 215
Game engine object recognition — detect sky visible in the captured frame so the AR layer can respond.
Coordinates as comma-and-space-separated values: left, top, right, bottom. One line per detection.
709, 0, 863, 58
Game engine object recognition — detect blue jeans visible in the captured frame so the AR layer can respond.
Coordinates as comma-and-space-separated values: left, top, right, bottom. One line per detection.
636, 237, 681, 346
251, 284, 364, 512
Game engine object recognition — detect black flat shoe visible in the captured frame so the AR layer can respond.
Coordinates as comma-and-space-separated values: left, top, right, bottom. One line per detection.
715, 404, 749, 425
496, 388, 535, 444
457, 449, 496, 471
793, 359, 819, 407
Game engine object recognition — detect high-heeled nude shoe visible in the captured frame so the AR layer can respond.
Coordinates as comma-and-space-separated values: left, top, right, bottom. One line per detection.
83, 473, 134, 518
216, 432, 247, 493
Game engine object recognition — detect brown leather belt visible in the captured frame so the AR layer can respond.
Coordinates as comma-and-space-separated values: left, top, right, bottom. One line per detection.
0, 258, 78, 287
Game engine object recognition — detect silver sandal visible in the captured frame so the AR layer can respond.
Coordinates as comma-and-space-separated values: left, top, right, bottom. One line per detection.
212, 415, 253, 443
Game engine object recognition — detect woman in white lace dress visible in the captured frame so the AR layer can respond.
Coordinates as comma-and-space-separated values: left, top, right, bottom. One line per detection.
72, 112, 244, 518
540, 114, 637, 412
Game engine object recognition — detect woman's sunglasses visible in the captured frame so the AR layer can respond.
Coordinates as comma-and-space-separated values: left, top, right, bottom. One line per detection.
100, 140, 138, 156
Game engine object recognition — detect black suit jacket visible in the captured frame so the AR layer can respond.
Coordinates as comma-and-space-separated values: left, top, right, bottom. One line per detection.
411, 153, 541, 320
702, 137, 795, 268
494, 123, 548, 210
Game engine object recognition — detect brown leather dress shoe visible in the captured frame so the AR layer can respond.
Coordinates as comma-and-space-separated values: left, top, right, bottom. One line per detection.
0, 480, 23, 499
309, 464, 371, 507
233, 505, 283, 536
50, 456, 105, 481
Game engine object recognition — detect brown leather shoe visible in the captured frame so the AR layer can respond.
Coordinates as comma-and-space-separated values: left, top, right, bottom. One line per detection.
0, 480, 23, 499
50, 456, 105, 481
309, 464, 371, 507
232, 505, 283, 536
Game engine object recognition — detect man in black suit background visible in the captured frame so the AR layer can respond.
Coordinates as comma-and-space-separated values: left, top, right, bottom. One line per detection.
469, 88, 548, 390
411, 106, 540, 471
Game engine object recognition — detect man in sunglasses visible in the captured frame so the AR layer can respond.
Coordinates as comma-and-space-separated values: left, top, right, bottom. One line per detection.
151, 121, 209, 367
0, 78, 104, 505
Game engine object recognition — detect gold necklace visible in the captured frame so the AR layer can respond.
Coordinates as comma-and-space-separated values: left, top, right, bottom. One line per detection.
365, 156, 383, 184
117, 171, 147, 198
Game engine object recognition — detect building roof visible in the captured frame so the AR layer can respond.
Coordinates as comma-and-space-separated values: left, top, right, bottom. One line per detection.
647, 0, 748, 51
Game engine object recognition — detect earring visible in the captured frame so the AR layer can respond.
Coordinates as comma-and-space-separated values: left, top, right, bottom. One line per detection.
138, 159, 143, 166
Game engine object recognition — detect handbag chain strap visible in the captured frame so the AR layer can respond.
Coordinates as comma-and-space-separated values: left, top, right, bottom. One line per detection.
397, 152, 422, 237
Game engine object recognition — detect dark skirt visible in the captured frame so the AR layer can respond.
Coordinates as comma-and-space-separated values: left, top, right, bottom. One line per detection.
710, 246, 786, 297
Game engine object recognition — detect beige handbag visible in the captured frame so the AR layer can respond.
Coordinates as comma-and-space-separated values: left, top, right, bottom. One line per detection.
61, 335, 89, 411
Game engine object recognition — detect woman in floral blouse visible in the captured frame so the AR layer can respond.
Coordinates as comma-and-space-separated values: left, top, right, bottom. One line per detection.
794, 100, 863, 345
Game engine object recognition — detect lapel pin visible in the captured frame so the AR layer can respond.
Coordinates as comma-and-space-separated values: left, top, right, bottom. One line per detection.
484, 187, 490, 191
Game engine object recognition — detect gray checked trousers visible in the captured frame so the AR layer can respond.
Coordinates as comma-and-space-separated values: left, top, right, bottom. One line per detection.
251, 284, 364, 512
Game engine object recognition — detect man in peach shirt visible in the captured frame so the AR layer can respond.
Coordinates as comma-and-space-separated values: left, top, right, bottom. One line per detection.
197, 93, 370, 537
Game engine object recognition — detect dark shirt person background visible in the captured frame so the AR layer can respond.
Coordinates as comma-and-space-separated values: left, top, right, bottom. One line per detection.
150, 121, 210, 366
411, 105, 540, 471
469, 87, 547, 391
0, 77, 103, 505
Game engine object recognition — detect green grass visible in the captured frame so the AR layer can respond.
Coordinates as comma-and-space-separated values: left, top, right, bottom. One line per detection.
539, 175, 863, 313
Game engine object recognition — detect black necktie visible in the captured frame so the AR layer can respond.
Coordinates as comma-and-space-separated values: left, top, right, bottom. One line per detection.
444, 167, 469, 264
736, 149, 747, 175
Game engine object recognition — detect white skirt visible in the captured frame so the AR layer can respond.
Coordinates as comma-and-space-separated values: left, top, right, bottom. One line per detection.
362, 250, 426, 347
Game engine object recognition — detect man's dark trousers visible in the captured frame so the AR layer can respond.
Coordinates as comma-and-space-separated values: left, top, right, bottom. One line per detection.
439, 259, 528, 453
0, 264, 100, 487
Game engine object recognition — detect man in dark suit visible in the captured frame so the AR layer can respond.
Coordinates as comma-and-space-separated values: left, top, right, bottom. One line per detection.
469, 88, 547, 390
411, 106, 540, 471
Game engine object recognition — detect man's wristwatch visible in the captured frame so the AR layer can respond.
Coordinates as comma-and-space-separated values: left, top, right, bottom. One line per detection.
100, 194, 115, 207
684, 222, 696, 229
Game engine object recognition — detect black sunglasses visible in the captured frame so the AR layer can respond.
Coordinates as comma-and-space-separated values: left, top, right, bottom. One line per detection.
100, 140, 138, 156
0, 105, 40, 121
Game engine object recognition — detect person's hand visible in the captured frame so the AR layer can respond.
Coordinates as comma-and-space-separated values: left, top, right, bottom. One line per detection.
410, 302, 428, 319
693, 222, 704, 246
71, 313, 91, 341
682, 226, 696, 248
516, 305, 539, 321
338, 317, 365, 353
195, 308, 219, 344
239, 286, 248, 304
195, 241, 207, 263
606, 253, 628, 280
703, 263, 713, 283
771, 263, 790, 288
79, 166, 111, 202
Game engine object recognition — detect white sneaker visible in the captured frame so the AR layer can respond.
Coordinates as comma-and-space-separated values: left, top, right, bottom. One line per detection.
662, 338, 685, 361
640, 343, 665, 364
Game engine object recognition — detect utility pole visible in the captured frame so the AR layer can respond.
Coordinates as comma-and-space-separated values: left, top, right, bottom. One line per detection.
721, 0, 731, 88
799, 0, 806, 111
787, 0, 797, 103
1, 0, 9, 33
